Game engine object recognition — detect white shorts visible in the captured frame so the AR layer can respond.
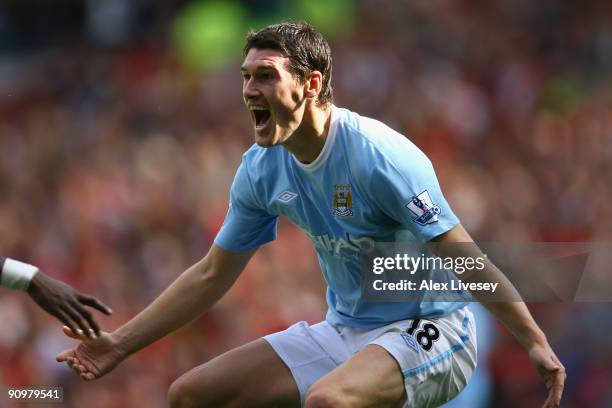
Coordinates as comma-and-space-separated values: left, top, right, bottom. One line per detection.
263, 307, 477, 408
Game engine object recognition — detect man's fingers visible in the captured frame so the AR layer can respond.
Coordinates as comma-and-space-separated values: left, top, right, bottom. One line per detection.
66, 358, 76, 369
543, 388, 560, 408
62, 325, 84, 340
543, 390, 562, 408
543, 368, 565, 408
70, 299, 100, 336
551, 353, 563, 367
56, 348, 73, 362
81, 372, 96, 381
61, 304, 93, 338
70, 363, 82, 377
548, 363, 566, 388
539, 354, 560, 372
76, 293, 113, 315
544, 386, 563, 408
55, 311, 78, 337
551, 372, 565, 397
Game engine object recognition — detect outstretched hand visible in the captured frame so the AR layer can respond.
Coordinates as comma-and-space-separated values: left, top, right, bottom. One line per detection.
56, 326, 126, 381
529, 342, 566, 408
27, 272, 112, 337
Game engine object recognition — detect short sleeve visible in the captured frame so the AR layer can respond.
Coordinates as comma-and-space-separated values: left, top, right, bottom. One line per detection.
214, 161, 278, 252
368, 151, 459, 243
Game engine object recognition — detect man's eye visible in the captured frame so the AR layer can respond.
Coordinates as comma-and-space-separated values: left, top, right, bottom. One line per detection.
261, 73, 274, 80
242, 74, 251, 81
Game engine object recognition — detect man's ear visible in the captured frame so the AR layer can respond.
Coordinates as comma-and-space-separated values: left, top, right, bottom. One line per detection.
304, 71, 323, 99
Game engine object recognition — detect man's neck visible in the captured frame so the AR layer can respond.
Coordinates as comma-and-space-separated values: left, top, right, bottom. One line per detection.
282, 105, 332, 164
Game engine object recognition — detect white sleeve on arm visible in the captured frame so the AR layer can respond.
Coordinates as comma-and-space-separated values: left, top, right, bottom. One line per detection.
0, 256, 39, 290
214, 160, 278, 252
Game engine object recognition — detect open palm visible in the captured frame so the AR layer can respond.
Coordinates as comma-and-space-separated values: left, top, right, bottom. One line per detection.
56, 326, 126, 381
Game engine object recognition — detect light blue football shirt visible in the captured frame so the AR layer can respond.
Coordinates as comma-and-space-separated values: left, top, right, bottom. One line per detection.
214, 106, 466, 329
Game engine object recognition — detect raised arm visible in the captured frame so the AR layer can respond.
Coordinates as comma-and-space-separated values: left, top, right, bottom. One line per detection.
56, 244, 256, 380
427, 224, 566, 408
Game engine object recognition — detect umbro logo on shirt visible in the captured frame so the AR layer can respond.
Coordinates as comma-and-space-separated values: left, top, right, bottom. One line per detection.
277, 190, 298, 203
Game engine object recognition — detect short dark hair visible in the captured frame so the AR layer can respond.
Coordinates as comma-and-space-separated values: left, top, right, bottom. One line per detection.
244, 21, 333, 106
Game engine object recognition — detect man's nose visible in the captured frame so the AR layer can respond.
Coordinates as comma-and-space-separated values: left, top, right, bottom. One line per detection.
242, 78, 260, 100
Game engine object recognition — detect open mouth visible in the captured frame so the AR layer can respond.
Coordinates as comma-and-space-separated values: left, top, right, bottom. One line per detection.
251, 107, 271, 129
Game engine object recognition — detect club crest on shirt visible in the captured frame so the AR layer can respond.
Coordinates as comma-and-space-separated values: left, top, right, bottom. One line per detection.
333, 184, 353, 217
406, 190, 440, 225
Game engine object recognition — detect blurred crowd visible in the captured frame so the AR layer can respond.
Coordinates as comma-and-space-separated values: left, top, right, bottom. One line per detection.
1, 0, 611, 407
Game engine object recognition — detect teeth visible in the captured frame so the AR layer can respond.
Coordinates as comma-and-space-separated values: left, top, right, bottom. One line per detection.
250, 106, 269, 111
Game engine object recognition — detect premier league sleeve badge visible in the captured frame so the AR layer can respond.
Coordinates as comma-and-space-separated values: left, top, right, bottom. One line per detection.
406, 190, 441, 225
